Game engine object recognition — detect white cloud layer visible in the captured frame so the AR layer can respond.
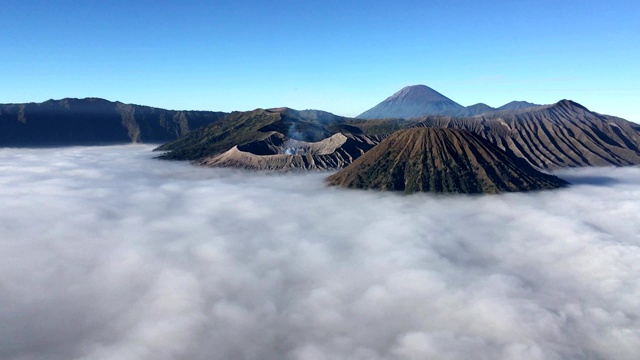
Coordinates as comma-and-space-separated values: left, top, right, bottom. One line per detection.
1, 145, 640, 360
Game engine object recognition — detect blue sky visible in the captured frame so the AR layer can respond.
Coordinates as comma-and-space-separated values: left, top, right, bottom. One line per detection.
2, 0, 639, 121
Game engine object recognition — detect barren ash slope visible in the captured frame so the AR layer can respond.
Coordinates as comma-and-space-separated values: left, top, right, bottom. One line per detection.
353, 84, 640, 169
327, 128, 568, 194
198, 132, 380, 171
415, 100, 640, 169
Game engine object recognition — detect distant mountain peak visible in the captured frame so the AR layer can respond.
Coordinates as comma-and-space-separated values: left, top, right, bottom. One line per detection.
387, 85, 453, 103
497, 100, 541, 111
266, 107, 290, 113
554, 99, 587, 110
357, 85, 463, 119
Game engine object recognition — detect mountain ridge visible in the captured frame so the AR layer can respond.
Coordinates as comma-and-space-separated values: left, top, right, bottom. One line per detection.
412, 99, 640, 169
156, 99, 640, 171
0, 98, 227, 146
497, 100, 541, 111
4, 94, 640, 174
357, 85, 544, 119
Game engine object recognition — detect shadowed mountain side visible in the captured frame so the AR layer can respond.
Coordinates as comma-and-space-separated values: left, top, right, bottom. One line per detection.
197, 133, 381, 171
0, 98, 227, 146
413, 100, 640, 169
327, 128, 568, 194
279, 108, 354, 124
156, 109, 283, 159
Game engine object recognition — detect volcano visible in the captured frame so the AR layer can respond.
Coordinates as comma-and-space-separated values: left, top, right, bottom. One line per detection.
197, 132, 380, 171
326, 128, 568, 194
356, 85, 465, 119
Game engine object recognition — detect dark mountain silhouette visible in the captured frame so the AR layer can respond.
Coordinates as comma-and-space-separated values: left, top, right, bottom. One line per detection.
356, 85, 465, 119
326, 128, 568, 194
0, 98, 227, 146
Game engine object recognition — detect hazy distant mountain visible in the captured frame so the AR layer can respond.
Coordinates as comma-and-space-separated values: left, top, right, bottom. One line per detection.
457, 103, 496, 116
326, 128, 568, 193
356, 85, 465, 119
357, 85, 544, 119
0, 98, 227, 146
497, 101, 541, 111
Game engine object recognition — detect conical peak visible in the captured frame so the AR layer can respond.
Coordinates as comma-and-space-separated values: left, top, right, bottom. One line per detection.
389, 85, 452, 103
554, 99, 588, 111
356, 85, 464, 119
326, 127, 569, 194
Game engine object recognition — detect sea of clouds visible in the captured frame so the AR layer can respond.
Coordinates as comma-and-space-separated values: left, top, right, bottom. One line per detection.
1, 145, 639, 360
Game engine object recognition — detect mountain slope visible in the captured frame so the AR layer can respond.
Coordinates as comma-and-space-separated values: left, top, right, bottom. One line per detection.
0, 98, 226, 146
197, 132, 381, 171
156, 99, 640, 172
156, 107, 382, 170
357, 85, 464, 119
326, 128, 568, 194
155, 107, 364, 161
414, 100, 640, 169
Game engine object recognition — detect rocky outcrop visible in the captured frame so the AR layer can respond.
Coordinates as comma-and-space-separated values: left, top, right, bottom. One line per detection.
197, 132, 381, 171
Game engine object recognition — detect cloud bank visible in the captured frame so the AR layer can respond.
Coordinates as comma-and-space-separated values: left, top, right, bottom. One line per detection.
1, 145, 639, 360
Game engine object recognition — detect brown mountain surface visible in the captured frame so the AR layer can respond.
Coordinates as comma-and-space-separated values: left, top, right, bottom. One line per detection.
326, 128, 568, 194
197, 132, 381, 171
156, 107, 362, 161
410, 100, 640, 169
